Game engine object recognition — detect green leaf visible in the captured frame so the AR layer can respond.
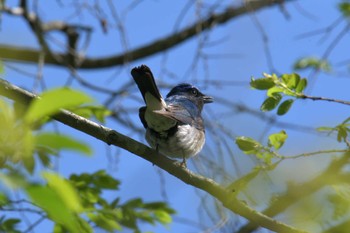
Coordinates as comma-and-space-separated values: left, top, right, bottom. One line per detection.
295, 78, 307, 93
277, 99, 294, 115
27, 185, 82, 233
154, 210, 172, 224
22, 155, 35, 174
235, 136, 261, 153
0, 99, 35, 167
36, 147, 53, 167
294, 57, 331, 72
339, 2, 350, 17
25, 88, 93, 123
337, 125, 348, 142
0, 192, 8, 206
281, 73, 300, 89
268, 130, 288, 150
250, 77, 275, 90
88, 213, 122, 231
42, 172, 83, 213
317, 126, 334, 132
267, 86, 284, 97
1, 218, 21, 233
260, 93, 282, 112
91, 170, 120, 190
35, 133, 92, 155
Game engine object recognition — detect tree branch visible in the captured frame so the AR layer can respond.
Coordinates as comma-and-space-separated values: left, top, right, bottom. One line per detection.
300, 94, 350, 106
0, 0, 294, 69
0, 78, 307, 233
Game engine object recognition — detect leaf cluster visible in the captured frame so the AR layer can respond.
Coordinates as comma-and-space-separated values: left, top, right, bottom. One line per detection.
250, 73, 307, 115
235, 131, 287, 164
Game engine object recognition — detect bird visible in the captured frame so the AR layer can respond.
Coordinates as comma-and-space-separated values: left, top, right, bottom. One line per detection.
131, 64, 213, 166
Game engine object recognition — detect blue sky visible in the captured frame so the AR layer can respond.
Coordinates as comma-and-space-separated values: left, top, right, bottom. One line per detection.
1, 0, 350, 232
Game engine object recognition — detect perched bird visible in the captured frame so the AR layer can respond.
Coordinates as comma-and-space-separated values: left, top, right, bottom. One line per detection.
131, 65, 213, 166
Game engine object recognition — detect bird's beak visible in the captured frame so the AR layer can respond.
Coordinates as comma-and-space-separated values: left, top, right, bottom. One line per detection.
203, 95, 213, 104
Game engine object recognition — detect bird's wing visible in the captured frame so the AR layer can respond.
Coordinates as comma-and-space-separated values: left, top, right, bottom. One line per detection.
138, 106, 148, 129
154, 104, 193, 124
154, 104, 204, 130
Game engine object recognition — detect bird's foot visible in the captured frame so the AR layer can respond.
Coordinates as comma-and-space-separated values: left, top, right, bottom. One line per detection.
180, 157, 187, 168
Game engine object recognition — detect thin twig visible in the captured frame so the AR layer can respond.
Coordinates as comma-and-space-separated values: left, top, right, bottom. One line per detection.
300, 94, 350, 106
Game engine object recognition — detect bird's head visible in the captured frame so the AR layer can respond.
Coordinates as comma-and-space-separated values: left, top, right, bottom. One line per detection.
166, 83, 213, 110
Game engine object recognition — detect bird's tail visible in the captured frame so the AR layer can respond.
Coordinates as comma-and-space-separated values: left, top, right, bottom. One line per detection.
131, 65, 162, 102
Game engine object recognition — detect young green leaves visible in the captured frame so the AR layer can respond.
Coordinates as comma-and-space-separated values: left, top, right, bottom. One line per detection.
294, 57, 331, 72
250, 73, 307, 115
235, 131, 288, 164
24, 88, 93, 124
317, 117, 350, 145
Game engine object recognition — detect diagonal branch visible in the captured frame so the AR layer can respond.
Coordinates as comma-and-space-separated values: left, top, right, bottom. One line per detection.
0, 78, 307, 233
0, 0, 294, 69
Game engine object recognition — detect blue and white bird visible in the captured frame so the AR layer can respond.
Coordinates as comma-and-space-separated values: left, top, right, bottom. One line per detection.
131, 65, 213, 165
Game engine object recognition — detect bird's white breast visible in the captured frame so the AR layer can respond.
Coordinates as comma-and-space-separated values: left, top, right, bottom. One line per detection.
146, 124, 205, 159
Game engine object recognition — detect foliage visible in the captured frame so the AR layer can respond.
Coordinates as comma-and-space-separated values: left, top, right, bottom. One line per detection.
0, 88, 175, 233
293, 57, 331, 72
250, 73, 307, 115
317, 117, 350, 145
236, 130, 287, 164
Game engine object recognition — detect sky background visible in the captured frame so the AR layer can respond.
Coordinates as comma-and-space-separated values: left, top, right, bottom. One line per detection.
1, 0, 350, 232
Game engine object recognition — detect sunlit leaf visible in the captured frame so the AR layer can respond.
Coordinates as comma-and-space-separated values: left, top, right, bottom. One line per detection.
42, 172, 83, 213
281, 73, 300, 89
0, 99, 34, 167
294, 57, 331, 72
250, 77, 275, 90
91, 170, 120, 190
35, 133, 92, 155
0, 193, 8, 206
22, 155, 35, 174
295, 78, 307, 93
36, 146, 54, 167
337, 125, 348, 142
88, 213, 122, 232
267, 86, 284, 97
268, 130, 288, 150
154, 210, 172, 224
317, 126, 334, 132
25, 88, 93, 123
277, 99, 294, 115
27, 185, 85, 233
260, 93, 282, 112
236, 136, 262, 153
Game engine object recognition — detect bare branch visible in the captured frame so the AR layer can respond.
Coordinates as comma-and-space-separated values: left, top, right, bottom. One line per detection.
300, 93, 350, 106
0, 0, 295, 69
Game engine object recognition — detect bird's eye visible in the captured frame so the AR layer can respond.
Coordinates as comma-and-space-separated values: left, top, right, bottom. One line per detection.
191, 88, 198, 96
